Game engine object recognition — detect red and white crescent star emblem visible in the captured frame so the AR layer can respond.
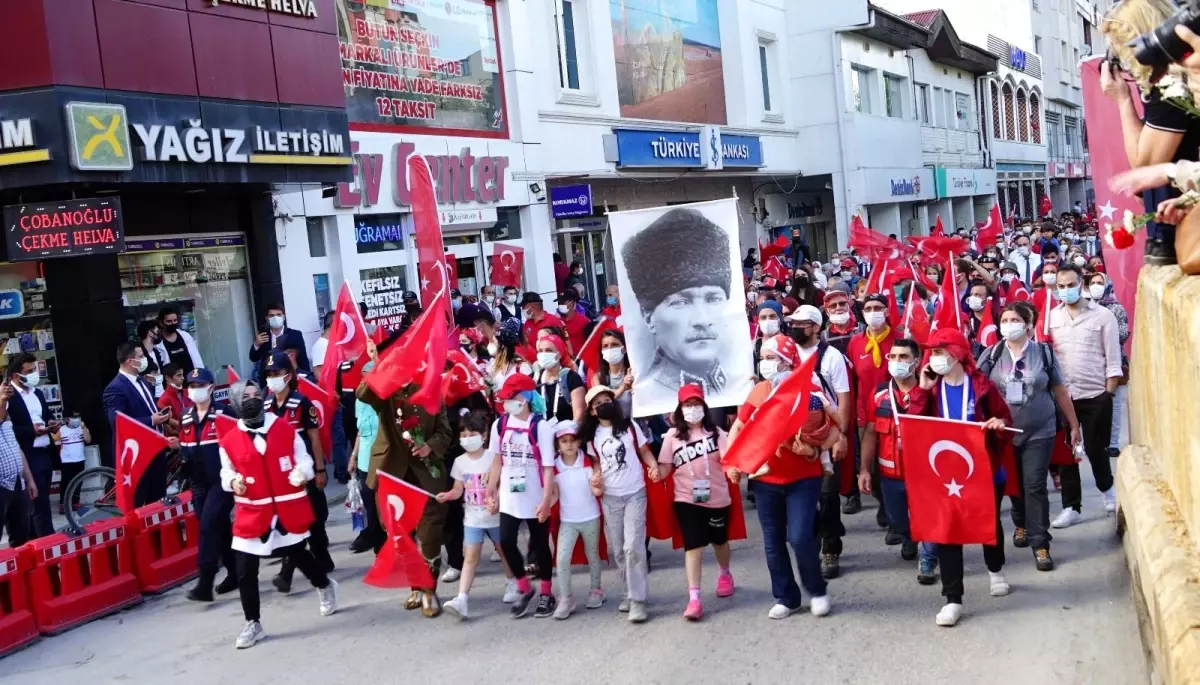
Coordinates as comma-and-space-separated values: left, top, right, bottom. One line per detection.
421, 261, 447, 296
120, 438, 139, 487
928, 440, 975, 497
337, 313, 356, 346
500, 250, 516, 272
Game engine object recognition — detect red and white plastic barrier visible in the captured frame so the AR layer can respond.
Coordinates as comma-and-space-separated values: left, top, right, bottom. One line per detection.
0, 547, 38, 657
128, 492, 199, 594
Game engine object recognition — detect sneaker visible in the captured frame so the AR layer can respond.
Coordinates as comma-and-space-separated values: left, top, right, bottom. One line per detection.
900, 540, 918, 561
618, 598, 632, 613
875, 508, 889, 528
917, 557, 938, 585
554, 595, 575, 620
444, 595, 469, 620
511, 590, 536, 618
628, 600, 648, 623
715, 572, 735, 598
683, 599, 703, 621
235, 620, 265, 649
441, 567, 461, 583
1012, 527, 1029, 548
810, 595, 831, 617
1034, 548, 1055, 571
318, 578, 339, 616
271, 573, 291, 594
586, 588, 606, 609
349, 535, 374, 554
988, 571, 1010, 597
1051, 472, 1062, 492
1107, 447, 1121, 460
490, 549, 502, 563
768, 603, 801, 619
502, 579, 521, 603
820, 553, 840, 579
533, 593, 557, 618
1102, 488, 1117, 513
884, 529, 903, 546
215, 574, 238, 595
935, 603, 963, 627
842, 495, 862, 515
186, 585, 214, 602
1052, 508, 1082, 529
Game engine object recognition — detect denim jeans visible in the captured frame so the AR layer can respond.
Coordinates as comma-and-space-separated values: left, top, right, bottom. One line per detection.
878, 476, 938, 564
750, 477, 825, 609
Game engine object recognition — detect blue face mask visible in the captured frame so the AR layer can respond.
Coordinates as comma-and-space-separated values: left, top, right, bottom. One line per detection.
606, 296, 618, 306
1055, 285, 1081, 305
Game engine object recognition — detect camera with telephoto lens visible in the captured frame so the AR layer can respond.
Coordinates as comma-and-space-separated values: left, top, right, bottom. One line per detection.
1129, 0, 1200, 82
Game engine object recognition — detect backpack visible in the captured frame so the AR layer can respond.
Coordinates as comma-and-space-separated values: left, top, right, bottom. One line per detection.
499, 413, 544, 464
978, 341, 1063, 428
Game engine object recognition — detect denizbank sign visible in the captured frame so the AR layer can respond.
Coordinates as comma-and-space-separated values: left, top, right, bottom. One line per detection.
65, 102, 351, 172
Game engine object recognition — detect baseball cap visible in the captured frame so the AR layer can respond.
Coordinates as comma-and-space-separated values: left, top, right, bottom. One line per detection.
554, 420, 578, 438
678, 384, 705, 405
787, 304, 823, 326
186, 368, 215, 386
519, 291, 543, 306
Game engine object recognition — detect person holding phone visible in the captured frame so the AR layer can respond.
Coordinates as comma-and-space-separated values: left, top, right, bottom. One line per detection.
0, 380, 37, 547
103, 344, 174, 506
6, 353, 55, 537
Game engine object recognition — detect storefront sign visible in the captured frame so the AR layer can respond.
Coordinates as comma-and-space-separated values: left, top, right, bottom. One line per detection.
125, 235, 244, 252
1010, 46, 1027, 71
360, 266, 409, 332
890, 177, 922, 197
787, 198, 824, 219
612, 129, 703, 168
209, 0, 318, 18
0, 116, 50, 168
338, 0, 507, 137
66, 102, 134, 171
934, 168, 998, 199
719, 134, 764, 168
393, 142, 508, 205
1052, 163, 1069, 178
0, 290, 24, 320
439, 207, 497, 226
862, 168, 934, 204
3, 197, 124, 261
335, 142, 384, 208
549, 184, 593, 219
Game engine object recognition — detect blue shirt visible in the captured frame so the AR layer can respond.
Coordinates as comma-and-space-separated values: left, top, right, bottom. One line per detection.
940, 380, 975, 421
355, 399, 379, 472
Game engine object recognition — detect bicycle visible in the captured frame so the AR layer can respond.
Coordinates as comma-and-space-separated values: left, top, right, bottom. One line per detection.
62, 452, 192, 534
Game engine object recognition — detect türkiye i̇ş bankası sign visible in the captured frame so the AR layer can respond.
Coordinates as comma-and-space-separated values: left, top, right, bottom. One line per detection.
338, 0, 505, 135
3, 197, 124, 261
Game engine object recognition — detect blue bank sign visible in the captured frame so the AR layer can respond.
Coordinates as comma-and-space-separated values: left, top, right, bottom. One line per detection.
611, 129, 763, 169
0, 290, 23, 320
549, 184, 593, 219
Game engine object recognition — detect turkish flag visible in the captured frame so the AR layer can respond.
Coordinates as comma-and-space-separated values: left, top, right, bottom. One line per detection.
977, 298, 998, 347
721, 351, 820, 476
762, 256, 788, 282
574, 316, 619, 378
489, 243, 525, 288
319, 282, 369, 400
296, 375, 333, 457
930, 251, 964, 336
1003, 280, 1031, 307
368, 293, 448, 413
903, 284, 931, 344
114, 412, 172, 514
442, 349, 487, 406
976, 203, 1004, 250
364, 471, 435, 589
896, 414, 997, 546
931, 215, 945, 237
759, 234, 789, 260
847, 214, 889, 256
224, 366, 240, 384
1039, 194, 1054, 218
1032, 287, 1056, 343
409, 155, 450, 316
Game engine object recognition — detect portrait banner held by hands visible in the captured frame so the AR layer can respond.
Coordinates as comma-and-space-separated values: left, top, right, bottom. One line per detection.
608, 199, 754, 417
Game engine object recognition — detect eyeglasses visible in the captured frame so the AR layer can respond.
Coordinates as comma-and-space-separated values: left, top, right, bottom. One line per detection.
1013, 358, 1025, 382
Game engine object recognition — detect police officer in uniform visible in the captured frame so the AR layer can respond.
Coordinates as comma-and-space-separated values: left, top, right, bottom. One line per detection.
182, 368, 240, 602
263, 351, 333, 592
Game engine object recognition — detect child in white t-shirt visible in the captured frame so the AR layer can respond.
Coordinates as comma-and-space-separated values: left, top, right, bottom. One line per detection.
53, 412, 90, 512
551, 420, 605, 619
436, 411, 516, 620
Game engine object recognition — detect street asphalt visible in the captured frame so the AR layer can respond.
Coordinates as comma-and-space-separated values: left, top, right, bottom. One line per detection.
3, 466, 1147, 685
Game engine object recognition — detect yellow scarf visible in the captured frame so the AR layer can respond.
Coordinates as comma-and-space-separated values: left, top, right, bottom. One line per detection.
863, 325, 891, 368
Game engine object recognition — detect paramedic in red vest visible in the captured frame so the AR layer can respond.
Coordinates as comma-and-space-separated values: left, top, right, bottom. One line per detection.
219, 380, 337, 649
846, 294, 897, 542
182, 368, 239, 603
858, 338, 940, 585
262, 351, 332, 593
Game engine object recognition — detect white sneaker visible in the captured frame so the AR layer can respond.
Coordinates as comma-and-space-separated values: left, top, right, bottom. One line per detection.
809, 595, 831, 617
318, 578, 339, 616
935, 603, 963, 627
502, 579, 520, 603
490, 549, 502, 563
554, 595, 575, 620
1102, 488, 1117, 513
1052, 508, 1082, 528
618, 598, 632, 613
444, 595, 469, 620
441, 567, 461, 583
235, 620, 265, 649
988, 571, 1010, 597
768, 603, 801, 619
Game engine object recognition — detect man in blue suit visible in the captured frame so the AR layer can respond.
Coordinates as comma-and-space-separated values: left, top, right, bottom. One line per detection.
102, 343, 172, 506
248, 303, 310, 382
6, 353, 56, 537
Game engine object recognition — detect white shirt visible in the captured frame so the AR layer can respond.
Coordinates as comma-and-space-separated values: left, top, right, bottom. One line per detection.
797, 344, 850, 409
450, 450, 501, 529
119, 369, 158, 414
219, 413, 314, 556
15, 383, 50, 448
57, 425, 86, 463
311, 336, 329, 369
491, 415, 555, 519
554, 455, 601, 523
585, 422, 648, 498
1009, 251, 1043, 286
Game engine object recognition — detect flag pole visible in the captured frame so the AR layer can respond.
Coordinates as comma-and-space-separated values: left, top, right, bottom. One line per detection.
376, 469, 437, 499
899, 413, 1024, 434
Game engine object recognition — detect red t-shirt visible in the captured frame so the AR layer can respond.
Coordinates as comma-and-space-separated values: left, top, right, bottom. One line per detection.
847, 330, 896, 427
560, 311, 590, 355
733, 381, 824, 484
522, 312, 565, 346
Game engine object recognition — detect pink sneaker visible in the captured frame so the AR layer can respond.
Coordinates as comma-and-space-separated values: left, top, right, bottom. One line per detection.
682, 599, 703, 621
715, 572, 735, 598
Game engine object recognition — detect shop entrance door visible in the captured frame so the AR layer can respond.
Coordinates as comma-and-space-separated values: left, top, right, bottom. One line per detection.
444, 233, 485, 296
556, 230, 613, 304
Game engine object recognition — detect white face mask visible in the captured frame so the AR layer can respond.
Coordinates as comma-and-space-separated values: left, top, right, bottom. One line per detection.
1000, 322, 1027, 341
487, 341, 500, 356
506, 294, 518, 304
188, 386, 212, 403
503, 399, 525, 416
268, 315, 284, 329
746, 292, 757, 303
536, 351, 560, 368
928, 354, 954, 376
681, 406, 706, 425
841, 270, 854, 280
864, 311, 886, 328
601, 347, 625, 364
136, 356, 149, 373
557, 304, 570, 315
1089, 284, 1106, 300
1073, 256, 1086, 267
1043, 273, 1058, 286
829, 311, 851, 326
22, 372, 40, 388
1001, 273, 1016, 283
266, 376, 289, 394
759, 318, 780, 336
1018, 245, 1031, 256
459, 435, 485, 453
758, 359, 779, 378
888, 359, 914, 380
483, 294, 495, 304
967, 296, 985, 312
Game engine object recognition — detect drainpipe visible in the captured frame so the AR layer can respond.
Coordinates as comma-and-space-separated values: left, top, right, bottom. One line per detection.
832, 8, 875, 248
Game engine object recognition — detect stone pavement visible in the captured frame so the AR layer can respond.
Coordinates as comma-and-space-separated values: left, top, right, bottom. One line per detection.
3, 472, 1147, 685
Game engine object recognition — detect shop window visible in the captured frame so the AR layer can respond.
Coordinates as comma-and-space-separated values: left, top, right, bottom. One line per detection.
487, 208, 523, 241
120, 236, 255, 379
306, 217, 326, 258
355, 214, 406, 254
313, 274, 331, 321
0, 263, 61, 417
359, 266, 409, 334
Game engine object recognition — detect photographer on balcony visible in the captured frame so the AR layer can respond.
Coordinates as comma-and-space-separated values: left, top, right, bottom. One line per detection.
1099, 0, 1200, 266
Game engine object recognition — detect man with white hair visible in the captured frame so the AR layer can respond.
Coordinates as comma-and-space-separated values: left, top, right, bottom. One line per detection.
786, 305, 853, 579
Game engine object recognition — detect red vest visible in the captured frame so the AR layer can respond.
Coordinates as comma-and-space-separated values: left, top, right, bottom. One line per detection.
217, 418, 314, 539
871, 382, 913, 480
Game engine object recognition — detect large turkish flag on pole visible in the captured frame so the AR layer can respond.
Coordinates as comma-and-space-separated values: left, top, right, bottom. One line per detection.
318, 281, 369, 400
721, 351, 819, 476
896, 414, 997, 546
489, 243, 524, 288
114, 412, 172, 514
364, 471, 435, 589
409, 155, 450, 317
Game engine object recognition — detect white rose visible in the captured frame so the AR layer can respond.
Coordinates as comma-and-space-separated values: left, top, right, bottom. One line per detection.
287, 467, 305, 487
402, 430, 413, 441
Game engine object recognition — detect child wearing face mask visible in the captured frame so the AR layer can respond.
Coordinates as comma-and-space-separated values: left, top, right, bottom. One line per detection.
437, 411, 516, 620
549, 420, 606, 619
53, 411, 90, 513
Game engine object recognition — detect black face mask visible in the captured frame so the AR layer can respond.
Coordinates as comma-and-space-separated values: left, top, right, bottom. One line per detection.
789, 329, 812, 346
594, 402, 617, 421
163, 324, 178, 334
240, 397, 265, 428
405, 304, 422, 316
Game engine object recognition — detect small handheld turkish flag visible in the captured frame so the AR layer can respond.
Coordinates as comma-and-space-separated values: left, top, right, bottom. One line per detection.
897, 414, 997, 546
976, 202, 1004, 250
114, 412, 172, 514
224, 366, 240, 384
977, 298, 999, 348
319, 281, 369, 399
721, 350, 819, 476
364, 471, 435, 589
442, 349, 487, 406
490, 243, 525, 288
296, 376, 332, 457
368, 293, 448, 408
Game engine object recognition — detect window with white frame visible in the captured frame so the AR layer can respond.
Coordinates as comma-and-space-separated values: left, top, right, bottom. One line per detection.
915, 83, 930, 124
553, 0, 589, 95
931, 87, 944, 126
757, 33, 781, 120
851, 66, 874, 113
884, 73, 906, 118
942, 89, 954, 129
